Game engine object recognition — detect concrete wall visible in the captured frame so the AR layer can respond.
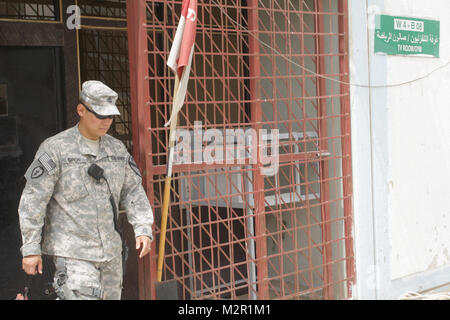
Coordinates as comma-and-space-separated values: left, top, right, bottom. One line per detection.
349, 0, 450, 299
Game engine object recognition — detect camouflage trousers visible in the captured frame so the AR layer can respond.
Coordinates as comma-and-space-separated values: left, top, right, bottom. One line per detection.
52, 255, 122, 300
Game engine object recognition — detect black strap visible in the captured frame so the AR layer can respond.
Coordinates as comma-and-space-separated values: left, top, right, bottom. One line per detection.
23, 275, 31, 300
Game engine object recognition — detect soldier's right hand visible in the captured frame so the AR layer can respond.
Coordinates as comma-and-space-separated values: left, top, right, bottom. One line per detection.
22, 255, 43, 275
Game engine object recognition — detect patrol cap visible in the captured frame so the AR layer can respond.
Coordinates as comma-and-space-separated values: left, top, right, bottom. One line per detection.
80, 80, 121, 116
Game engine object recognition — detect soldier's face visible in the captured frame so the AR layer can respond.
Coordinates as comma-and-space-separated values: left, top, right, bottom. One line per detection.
77, 104, 114, 139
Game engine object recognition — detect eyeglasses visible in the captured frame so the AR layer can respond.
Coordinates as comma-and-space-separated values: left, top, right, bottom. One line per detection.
81, 102, 114, 120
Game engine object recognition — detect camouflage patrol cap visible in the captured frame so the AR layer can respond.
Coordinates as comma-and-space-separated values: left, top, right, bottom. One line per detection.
80, 80, 121, 116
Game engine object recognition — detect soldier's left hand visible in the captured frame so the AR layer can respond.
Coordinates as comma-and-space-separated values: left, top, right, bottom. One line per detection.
136, 235, 152, 258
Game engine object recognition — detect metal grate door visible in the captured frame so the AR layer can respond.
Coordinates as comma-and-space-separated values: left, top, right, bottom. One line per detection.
127, 0, 354, 300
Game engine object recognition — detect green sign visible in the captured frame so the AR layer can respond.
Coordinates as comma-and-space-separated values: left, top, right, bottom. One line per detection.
374, 14, 440, 57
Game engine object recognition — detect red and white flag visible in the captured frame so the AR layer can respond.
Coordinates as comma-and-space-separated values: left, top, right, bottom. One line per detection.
165, 0, 198, 127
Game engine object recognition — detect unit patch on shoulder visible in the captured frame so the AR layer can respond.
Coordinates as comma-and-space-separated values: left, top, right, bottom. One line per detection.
25, 152, 57, 182
128, 155, 142, 178
25, 161, 47, 182
31, 166, 45, 179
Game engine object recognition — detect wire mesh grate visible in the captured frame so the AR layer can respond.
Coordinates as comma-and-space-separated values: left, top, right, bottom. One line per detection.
130, 0, 354, 300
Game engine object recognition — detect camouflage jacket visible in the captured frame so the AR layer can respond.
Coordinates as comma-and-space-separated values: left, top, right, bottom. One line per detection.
18, 125, 154, 262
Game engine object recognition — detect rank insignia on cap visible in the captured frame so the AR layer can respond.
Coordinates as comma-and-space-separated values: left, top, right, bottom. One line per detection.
38, 152, 57, 174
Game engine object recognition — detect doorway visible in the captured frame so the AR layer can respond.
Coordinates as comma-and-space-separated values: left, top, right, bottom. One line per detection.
0, 46, 65, 299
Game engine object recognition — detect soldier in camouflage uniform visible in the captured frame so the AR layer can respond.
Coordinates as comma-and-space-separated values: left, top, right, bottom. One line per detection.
18, 80, 154, 300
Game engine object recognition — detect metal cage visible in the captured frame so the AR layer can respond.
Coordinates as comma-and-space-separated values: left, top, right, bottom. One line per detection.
127, 0, 354, 300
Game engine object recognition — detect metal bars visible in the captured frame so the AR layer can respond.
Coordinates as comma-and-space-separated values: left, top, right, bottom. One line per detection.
78, 28, 133, 151
129, 0, 353, 300
0, 0, 59, 21
78, 0, 127, 19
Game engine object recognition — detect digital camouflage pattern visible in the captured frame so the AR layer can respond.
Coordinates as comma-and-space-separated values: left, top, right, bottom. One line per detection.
79, 80, 121, 116
53, 255, 122, 300
18, 124, 154, 262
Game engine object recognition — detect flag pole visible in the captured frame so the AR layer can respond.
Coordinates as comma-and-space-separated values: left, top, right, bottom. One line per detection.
157, 74, 180, 282
156, 0, 197, 285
